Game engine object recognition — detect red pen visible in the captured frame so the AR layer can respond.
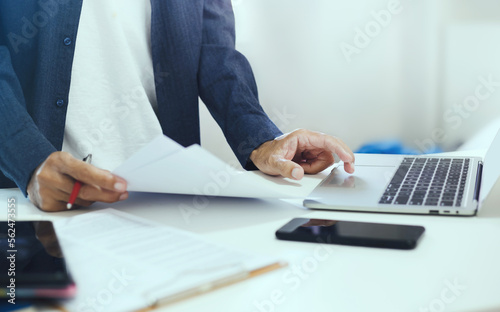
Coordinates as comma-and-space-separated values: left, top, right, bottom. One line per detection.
67, 154, 92, 209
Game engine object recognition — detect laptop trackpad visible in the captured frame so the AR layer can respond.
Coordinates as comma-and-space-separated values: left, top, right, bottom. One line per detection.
327, 174, 357, 188
324, 169, 387, 190
325, 154, 402, 189
309, 164, 399, 207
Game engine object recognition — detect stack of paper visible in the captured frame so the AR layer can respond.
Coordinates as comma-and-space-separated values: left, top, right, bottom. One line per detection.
113, 135, 303, 198
54, 209, 284, 312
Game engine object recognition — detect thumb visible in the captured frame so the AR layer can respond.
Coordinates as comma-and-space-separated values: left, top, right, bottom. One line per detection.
274, 158, 305, 180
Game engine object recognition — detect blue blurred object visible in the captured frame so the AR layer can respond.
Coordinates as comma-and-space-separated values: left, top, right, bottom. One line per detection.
0, 302, 33, 312
355, 139, 443, 155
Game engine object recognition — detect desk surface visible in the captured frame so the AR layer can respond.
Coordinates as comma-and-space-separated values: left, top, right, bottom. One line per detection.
1, 149, 499, 312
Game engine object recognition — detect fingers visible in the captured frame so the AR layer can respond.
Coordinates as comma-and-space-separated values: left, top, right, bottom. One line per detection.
343, 161, 356, 174
293, 149, 335, 174
250, 141, 305, 180
290, 129, 355, 173
250, 129, 356, 180
27, 152, 129, 212
272, 157, 305, 180
55, 153, 127, 192
78, 184, 129, 203
303, 130, 354, 163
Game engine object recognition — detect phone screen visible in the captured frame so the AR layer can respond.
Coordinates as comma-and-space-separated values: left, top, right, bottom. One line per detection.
0, 221, 76, 299
276, 218, 425, 249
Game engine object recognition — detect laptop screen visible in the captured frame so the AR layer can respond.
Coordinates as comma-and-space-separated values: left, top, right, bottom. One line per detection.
479, 129, 500, 203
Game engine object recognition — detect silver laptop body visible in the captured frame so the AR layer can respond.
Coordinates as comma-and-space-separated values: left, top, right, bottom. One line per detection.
304, 131, 500, 216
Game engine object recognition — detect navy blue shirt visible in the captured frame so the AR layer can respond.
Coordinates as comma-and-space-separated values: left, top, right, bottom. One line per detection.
0, 0, 282, 195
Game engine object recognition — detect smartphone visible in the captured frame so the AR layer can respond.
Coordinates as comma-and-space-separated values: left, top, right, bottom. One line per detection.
276, 218, 425, 250
0, 221, 76, 300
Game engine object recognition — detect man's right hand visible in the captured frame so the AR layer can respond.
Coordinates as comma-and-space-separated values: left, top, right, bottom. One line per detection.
27, 152, 128, 212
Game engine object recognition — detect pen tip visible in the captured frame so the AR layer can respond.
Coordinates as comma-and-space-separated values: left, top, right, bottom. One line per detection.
67, 203, 72, 209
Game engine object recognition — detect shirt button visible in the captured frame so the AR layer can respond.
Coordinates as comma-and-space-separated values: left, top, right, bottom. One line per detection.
56, 99, 64, 107
63, 37, 72, 46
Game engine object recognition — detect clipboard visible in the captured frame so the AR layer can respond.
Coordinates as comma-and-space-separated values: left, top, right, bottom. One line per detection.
54, 209, 287, 312
139, 261, 287, 311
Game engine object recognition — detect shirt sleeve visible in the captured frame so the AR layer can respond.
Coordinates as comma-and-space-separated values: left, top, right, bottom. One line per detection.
197, 0, 283, 170
0, 45, 56, 195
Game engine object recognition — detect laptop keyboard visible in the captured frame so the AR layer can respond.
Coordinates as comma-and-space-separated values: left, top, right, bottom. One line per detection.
379, 157, 469, 207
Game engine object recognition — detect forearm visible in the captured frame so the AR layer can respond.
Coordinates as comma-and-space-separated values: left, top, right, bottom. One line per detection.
0, 46, 56, 195
198, 0, 282, 168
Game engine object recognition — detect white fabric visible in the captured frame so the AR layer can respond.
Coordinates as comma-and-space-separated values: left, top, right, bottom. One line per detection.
62, 0, 162, 171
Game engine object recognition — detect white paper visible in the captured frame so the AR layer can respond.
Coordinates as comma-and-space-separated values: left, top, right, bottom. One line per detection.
113, 135, 304, 198
54, 209, 279, 312
113, 135, 183, 175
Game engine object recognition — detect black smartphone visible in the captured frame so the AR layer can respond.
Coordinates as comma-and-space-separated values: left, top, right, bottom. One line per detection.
276, 218, 425, 250
0, 221, 76, 300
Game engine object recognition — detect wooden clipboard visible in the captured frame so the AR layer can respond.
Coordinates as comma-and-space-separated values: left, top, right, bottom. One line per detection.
138, 261, 287, 311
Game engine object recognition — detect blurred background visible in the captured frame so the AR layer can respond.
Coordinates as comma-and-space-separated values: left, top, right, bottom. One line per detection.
200, 0, 500, 166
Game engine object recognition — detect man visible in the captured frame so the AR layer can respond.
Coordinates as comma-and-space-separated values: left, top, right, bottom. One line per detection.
0, 0, 355, 212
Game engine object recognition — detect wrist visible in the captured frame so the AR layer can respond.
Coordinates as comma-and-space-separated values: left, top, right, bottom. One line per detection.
249, 139, 273, 164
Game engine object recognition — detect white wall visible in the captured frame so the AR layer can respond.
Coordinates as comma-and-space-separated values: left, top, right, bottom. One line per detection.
200, 0, 500, 165
439, 0, 500, 149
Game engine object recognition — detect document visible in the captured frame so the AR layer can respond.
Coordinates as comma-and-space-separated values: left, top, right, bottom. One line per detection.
113, 135, 304, 198
54, 209, 283, 312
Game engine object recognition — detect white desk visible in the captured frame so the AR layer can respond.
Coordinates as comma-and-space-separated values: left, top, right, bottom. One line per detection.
1, 149, 499, 312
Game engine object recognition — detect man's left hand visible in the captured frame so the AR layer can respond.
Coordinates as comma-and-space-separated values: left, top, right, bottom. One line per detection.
250, 129, 355, 180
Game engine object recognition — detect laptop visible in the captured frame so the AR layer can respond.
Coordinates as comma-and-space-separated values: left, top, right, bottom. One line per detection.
303, 130, 500, 216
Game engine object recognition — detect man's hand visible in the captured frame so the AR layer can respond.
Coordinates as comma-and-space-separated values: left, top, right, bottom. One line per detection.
250, 129, 355, 180
27, 152, 128, 212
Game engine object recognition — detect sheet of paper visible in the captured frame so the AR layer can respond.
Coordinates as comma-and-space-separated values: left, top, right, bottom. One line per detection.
113, 135, 183, 175
54, 209, 280, 312
113, 135, 304, 198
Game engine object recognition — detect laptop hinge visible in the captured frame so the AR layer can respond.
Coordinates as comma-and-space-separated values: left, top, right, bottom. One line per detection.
473, 161, 483, 202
